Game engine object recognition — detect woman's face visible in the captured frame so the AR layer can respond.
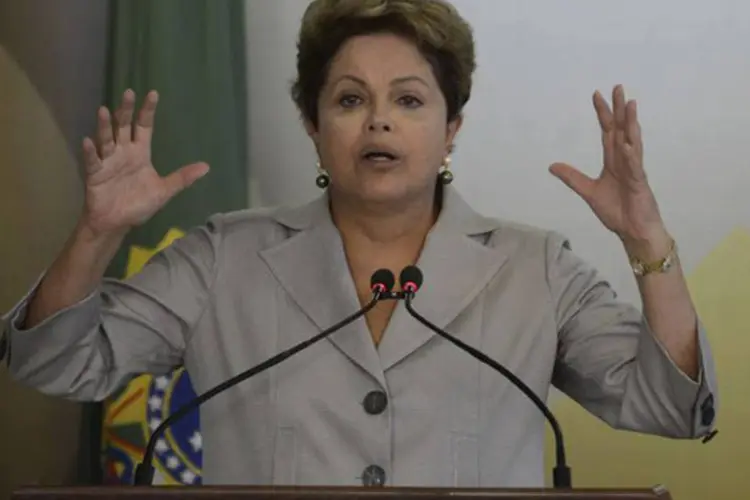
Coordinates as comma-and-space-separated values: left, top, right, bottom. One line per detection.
307, 32, 461, 208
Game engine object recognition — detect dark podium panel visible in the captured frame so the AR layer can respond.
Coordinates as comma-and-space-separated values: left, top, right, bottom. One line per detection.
11, 485, 672, 500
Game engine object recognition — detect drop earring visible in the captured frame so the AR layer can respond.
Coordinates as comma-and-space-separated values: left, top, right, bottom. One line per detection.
438, 152, 454, 185
315, 161, 330, 188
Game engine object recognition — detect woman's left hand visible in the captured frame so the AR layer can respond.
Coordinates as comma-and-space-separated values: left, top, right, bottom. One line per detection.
549, 85, 670, 254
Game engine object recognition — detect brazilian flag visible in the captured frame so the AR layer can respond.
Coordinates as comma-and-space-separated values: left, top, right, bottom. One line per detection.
90, 0, 249, 485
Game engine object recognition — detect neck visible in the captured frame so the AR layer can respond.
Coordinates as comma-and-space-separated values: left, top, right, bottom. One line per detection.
329, 189, 438, 249
328, 189, 440, 286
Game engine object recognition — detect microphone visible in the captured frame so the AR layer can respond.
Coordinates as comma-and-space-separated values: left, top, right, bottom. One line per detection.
398, 265, 572, 489
133, 268, 396, 485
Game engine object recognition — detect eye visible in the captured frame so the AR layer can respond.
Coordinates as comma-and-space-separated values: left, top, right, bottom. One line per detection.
339, 94, 363, 108
397, 95, 423, 108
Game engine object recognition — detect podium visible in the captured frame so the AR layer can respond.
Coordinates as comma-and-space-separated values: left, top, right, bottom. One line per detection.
11, 485, 672, 500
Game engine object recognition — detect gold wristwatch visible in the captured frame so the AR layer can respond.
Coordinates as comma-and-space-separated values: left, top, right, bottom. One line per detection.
629, 238, 678, 277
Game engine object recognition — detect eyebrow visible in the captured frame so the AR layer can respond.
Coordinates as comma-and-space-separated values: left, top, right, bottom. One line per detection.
334, 74, 431, 88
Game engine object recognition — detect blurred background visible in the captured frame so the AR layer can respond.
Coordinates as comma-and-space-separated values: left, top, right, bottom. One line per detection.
1, 0, 748, 499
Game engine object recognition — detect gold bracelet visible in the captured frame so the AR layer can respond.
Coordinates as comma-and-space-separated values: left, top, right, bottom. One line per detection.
629, 238, 678, 277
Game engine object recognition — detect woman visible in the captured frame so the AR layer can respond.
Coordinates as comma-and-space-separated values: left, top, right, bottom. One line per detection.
2, 0, 716, 488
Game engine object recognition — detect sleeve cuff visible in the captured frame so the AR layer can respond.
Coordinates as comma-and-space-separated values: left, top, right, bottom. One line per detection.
1, 272, 100, 376
0, 272, 48, 366
637, 318, 718, 439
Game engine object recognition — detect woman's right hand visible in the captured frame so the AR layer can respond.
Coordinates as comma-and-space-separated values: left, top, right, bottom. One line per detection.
80, 89, 209, 237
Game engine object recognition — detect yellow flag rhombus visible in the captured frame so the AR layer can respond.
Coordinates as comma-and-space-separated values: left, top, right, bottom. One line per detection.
125, 227, 186, 279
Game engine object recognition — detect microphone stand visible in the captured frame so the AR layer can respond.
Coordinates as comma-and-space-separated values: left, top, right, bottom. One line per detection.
133, 287, 387, 486
402, 292, 572, 489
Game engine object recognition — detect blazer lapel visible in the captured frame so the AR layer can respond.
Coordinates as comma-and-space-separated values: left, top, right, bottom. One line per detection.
259, 187, 512, 379
259, 195, 385, 387
377, 187, 511, 371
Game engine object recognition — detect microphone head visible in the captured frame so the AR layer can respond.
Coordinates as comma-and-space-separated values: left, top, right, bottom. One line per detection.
399, 265, 423, 293
370, 268, 396, 293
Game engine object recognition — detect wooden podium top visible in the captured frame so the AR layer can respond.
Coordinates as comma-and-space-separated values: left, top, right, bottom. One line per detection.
11, 485, 672, 500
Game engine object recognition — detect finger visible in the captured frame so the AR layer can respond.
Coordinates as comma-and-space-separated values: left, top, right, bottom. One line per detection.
549, 163, 597, 202
619, 140, 647, 182
115, 89, 136, 145
161, 162, 210, 202
625, 99, 642, 154
134, 90, 159, 144
592, 91, 617, 173
616, 127, 627, 155
593, 90, 614, 133
82, 137, 102, 174
613, 122, 644, 180
97, 106, 116, 158
612, 84, 627, 131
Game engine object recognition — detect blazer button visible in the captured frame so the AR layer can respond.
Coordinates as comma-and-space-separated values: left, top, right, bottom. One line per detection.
700, 394, 715, 427
362, 464, 386, 486
363, 390, 388, 415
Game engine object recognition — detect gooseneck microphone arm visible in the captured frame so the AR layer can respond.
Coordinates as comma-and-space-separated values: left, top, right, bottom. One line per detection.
133, 269, 396, 486
399, 266, 572, 489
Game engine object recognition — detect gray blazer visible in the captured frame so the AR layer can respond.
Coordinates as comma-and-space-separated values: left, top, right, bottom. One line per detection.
1, 186, 718, 487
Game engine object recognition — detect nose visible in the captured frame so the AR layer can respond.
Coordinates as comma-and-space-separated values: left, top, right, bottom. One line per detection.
366, 100, 393, 133
368, 119, 392, 133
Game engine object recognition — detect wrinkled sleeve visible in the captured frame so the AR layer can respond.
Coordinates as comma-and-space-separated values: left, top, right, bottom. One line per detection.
546, 231, 718, 440
0, 216, 223, 402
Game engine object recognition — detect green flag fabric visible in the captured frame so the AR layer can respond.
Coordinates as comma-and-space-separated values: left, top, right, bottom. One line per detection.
97, 0, 248, 485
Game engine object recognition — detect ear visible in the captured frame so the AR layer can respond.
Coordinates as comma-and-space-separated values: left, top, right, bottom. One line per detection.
304, 119, 323, 160
445, 114, 463, 150
304, 119, 319, 142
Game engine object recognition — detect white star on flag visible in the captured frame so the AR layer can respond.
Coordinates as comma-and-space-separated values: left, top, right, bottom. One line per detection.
181, 470, 197, 484
155, 439, 169, 454
189, 431, 203, 452
155, 376, 170, 390
148, 396, 163, 412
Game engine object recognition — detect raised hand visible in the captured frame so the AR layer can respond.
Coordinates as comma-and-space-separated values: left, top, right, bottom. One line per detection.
81, 89, 209, 236
549, 85, 668, 251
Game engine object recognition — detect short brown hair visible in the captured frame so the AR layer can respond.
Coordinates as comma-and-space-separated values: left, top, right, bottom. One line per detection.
291, 0, 476, 127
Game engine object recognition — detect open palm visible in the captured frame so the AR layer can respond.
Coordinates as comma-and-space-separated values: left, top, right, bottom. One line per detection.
81, 89, 209, 235
549, 85, 665, 242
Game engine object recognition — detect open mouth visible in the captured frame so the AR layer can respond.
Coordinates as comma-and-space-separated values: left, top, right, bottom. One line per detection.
363, 151, 398, 162
360, 146, 401, 164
